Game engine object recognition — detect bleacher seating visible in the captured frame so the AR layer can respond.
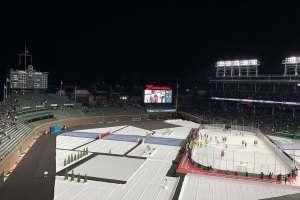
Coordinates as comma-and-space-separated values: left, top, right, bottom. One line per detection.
20, 111, 54, 124
54, 108, 84, 119
0, 122, 32, 160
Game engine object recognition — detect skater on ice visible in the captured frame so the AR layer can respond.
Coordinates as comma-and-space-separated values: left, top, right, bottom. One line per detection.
221, 150, 224, 158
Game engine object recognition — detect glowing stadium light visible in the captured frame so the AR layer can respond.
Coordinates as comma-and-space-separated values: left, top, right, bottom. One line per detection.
283, 57, 300, 64
216, 59, 259, 67
211, 97, 300, 106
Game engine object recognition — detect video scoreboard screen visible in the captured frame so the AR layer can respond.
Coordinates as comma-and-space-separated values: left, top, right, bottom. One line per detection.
144, 85, 172, 103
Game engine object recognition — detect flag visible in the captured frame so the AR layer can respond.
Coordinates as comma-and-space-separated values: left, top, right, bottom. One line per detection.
6, 78, 10, 83
25, 48, 30, 54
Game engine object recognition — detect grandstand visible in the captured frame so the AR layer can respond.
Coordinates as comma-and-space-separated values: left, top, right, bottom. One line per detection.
182, 74, 300, 138
0, 122, 32, 161
1, 64, 300, 200
0, 92, 148, 165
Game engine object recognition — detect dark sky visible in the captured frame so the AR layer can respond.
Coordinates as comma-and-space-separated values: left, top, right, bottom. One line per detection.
1, 0, 300, 89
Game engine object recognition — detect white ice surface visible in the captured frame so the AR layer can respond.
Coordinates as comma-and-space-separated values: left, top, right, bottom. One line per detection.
192, 129, 291, 174
128, 143, 180, 162
56, 135, 94, 150
179, 174, 300, 200
75, 139, 137, 155
153, 126, 191, 139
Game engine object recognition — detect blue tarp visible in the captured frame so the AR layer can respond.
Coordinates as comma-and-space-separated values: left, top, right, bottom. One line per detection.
61, 132, 99, 139
104, 134, 141, 142
146, 137, 182, 146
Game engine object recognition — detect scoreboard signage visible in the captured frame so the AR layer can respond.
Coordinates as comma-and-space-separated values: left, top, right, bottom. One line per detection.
146, 85, 171, 90
144, 85, 172, 103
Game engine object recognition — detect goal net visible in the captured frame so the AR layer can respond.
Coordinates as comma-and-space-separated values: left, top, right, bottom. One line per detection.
236, 163, 247, 173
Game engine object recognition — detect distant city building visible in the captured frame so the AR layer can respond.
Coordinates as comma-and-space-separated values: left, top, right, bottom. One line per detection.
10, 65, 48, 90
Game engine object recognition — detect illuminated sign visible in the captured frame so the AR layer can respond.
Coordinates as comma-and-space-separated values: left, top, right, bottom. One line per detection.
144, 90, 172, 103
211, 97, 300, 106
144, 85, 172, 104
146, 85, 171, 90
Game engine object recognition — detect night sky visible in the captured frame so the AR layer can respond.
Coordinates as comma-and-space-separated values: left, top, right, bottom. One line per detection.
1, 0, 300, 91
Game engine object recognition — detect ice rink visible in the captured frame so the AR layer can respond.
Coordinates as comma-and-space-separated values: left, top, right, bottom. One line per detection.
192, 129, 292, 174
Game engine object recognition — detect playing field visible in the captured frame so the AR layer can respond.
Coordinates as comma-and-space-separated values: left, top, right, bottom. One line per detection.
192, 129, 292, 174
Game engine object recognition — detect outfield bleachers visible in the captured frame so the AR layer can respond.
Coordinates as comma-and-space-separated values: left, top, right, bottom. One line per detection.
54, 109, 84, 119
0, 122, 32, 160
17, 109, 54, 124
101, 105, 126, 116
9, 93, 79, 109
16, 107, 49, 115
123, 105, 146, 115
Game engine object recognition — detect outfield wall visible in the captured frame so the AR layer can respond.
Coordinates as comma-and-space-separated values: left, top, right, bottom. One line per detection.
0, 114, 148, 178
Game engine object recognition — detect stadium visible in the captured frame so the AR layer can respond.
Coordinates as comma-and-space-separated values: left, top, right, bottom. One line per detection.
1, 46, 300, 200
2, 2, 300, 200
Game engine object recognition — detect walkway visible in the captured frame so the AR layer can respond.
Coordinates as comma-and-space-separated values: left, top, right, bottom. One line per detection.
0, 134, 56, 200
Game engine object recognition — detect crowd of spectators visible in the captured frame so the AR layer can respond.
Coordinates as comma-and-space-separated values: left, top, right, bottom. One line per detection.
183, 100, 300, 135
211, 83, 300, 102
0, 112, 18, 145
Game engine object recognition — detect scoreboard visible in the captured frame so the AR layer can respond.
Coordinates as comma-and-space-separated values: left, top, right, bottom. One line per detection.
144, 85, 172, 103
10, 65, 48, 90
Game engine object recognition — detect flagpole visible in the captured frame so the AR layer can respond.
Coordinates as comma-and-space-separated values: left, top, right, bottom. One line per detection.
5, 78, 9, 99
24, 45, 27, 71
75, 85, 77, 102
5, 83, 7, 99
176, 77, 179, 112
60, 81, 62, 96
3, 84, 6, 106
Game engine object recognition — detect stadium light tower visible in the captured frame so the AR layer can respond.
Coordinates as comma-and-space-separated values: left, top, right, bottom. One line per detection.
215, 59, 259, 77
283, 57, 300, 76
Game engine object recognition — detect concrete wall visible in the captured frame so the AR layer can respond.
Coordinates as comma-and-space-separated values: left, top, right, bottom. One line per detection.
0, 114, 148, 177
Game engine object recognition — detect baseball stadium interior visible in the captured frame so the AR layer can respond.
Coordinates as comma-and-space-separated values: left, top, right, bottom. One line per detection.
1, 1, 300, 200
